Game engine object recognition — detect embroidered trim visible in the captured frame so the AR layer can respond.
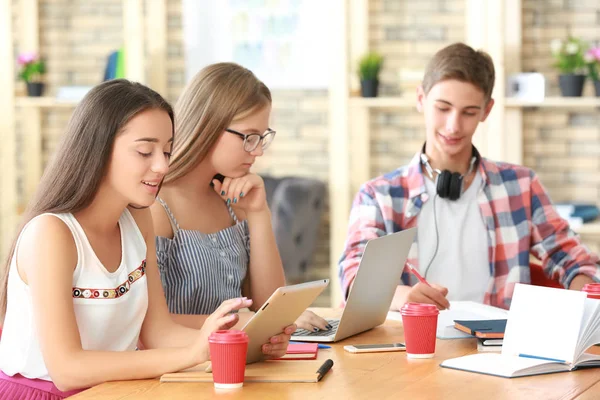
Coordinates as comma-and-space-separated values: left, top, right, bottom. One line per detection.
72, 260, 146, 299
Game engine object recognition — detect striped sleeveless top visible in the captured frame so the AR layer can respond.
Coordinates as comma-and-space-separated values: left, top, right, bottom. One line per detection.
155, 197, 250, 315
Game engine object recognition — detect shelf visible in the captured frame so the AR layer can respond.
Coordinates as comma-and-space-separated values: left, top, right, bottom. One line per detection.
576, 222, 600, 236
350, 96, 600, 109
504, 97, 600, 108
349, 96, 416, 109
14, 96, 79, 108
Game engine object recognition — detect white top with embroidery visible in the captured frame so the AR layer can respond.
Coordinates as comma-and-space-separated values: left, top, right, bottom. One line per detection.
0, 209, 148, 381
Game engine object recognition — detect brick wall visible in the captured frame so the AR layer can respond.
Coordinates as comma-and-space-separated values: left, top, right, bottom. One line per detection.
521, 0, 600, 252
22, 0, 186, 164
254, 90, 331, 306
10, 0, 333, 305
9, 0, 600, 307
164, 0, 185, 103
367, 0, 600, 255
369, 0, 466, 176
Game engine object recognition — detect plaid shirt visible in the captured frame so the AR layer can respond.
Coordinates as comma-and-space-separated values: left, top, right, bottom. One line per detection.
338, 152, 600, 309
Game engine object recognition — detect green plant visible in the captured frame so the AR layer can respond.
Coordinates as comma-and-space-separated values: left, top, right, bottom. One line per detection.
358, 52, 383, 81
17, 52, 46, 83
550, 37, 588, 74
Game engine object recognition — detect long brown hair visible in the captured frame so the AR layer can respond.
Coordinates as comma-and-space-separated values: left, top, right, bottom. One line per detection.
165, 62, 271, 184
0, 79, 174, 319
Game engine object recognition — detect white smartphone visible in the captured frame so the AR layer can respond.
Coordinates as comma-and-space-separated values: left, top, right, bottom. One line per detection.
343, 343, 406, 353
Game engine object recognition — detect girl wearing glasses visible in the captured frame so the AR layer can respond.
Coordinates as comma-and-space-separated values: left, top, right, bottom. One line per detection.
150, 63, 329, 334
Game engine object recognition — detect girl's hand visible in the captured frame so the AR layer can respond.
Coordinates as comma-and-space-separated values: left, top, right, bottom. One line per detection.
261, 324, 296, 359
213, 174, 267, 214
294, 310, 331, 332
193, 298, 253, 364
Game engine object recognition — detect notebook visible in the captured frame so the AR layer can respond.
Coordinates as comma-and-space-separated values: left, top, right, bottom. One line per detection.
160, 359, 333, 383
387, 301, 508, 339
441, 284, 600, 378
454, 319, 507, 339
477, 338, 503, 353
276, 343, 319, 360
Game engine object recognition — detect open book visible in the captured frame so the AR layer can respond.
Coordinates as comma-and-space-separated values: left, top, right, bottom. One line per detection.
441, 284, 600, 378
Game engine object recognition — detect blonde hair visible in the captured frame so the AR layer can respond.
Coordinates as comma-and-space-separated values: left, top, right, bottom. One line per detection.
165, 62, 271, 184
422, 42, 495, 102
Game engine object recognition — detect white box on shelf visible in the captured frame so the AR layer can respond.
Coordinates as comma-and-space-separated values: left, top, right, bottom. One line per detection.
56, 86, 93, 102
506, 73, 545, 102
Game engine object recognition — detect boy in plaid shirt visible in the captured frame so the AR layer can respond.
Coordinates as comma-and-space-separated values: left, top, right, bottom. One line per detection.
338, 43, 600, 311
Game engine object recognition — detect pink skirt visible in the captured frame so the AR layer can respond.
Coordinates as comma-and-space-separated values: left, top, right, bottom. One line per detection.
0, 371, 86, 399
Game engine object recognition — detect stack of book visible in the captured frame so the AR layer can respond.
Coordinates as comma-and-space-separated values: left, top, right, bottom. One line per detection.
555, 203, 600, 229
103, 48, 126, 81
453, 319, 506, 353
442, 284, 600, 378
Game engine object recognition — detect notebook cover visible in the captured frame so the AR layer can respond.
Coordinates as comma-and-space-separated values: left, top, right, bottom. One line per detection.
454, 319, 507, 339
277, 353, 318, 360
161, 360, 326, 383
103, 51, 118, 81
272, 343, 319, 360
115, 48, 125, 79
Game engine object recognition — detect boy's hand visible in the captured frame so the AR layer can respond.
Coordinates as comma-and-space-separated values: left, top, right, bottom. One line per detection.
391, 283, 449, 311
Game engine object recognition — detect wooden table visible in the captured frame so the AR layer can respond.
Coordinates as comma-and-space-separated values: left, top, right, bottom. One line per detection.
71, 308, 600, 400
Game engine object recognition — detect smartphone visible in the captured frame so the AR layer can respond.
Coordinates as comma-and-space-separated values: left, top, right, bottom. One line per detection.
343, 343, 406, 353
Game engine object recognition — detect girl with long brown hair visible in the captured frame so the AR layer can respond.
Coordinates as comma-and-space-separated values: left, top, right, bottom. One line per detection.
0, 79, 293, 399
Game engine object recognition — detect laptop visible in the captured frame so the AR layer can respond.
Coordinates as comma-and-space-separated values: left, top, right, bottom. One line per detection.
292, 228, 417, 342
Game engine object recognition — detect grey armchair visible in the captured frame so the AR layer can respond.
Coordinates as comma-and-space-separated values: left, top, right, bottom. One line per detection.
261, 175, 326, 283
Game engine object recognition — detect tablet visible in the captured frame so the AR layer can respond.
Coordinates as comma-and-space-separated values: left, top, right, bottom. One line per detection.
242, 279, 329, 364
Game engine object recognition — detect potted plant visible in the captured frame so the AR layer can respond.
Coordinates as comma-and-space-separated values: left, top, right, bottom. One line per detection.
550, 37, 588, 97
358, 52, 383, 97
17, 52, 46, 97
585, 46, 600, 97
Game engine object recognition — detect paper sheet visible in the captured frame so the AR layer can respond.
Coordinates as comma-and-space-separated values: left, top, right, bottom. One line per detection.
502, 284, 586, 364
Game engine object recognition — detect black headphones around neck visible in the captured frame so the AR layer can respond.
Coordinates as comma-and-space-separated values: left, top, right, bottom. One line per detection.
419, 143, 480, 201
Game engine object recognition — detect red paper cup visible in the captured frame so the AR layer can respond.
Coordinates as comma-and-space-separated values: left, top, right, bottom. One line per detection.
400, 302, 439, 359
582, 283, 600, 299
209, 330, 249, 389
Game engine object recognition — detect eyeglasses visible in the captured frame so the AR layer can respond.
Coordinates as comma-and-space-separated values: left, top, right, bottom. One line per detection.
225, 128, 276, 152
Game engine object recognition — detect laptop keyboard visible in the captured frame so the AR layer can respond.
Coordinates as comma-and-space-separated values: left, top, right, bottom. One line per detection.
293, 319, 339, 337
